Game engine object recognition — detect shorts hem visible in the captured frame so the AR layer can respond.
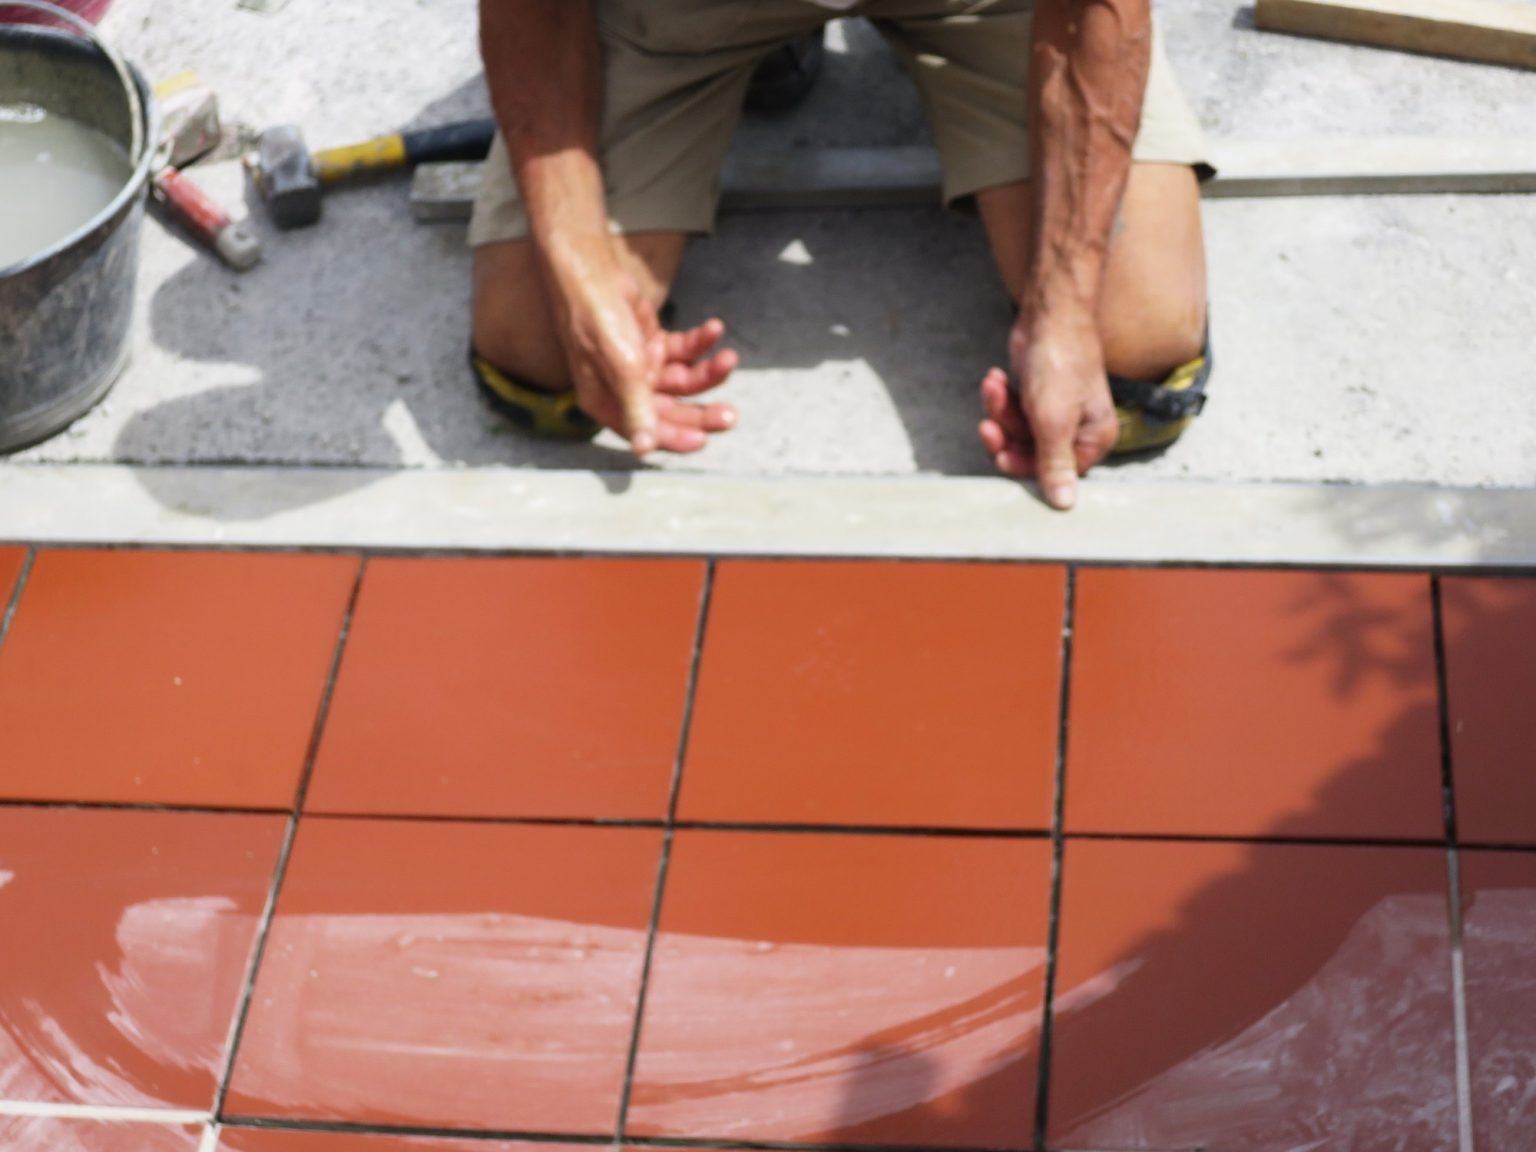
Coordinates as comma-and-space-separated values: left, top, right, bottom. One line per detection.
943, 150, 1217, 207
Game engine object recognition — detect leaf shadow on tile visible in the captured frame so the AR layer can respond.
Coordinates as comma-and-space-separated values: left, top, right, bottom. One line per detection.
1045, 573, 1512, 1150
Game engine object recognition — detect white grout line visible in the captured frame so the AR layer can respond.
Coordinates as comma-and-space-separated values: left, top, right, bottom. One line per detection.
2, 465, 1536, 568
0, 1101, 210, 1125
1447, 846, 1477, 1152
198, 1122, 222, 1152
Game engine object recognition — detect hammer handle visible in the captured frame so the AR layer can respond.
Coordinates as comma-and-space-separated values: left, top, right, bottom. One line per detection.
401, 119, 497, 164
312, 119, 496, 184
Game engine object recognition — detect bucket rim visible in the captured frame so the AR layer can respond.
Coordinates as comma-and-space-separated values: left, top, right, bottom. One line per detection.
0, 23, 160, 279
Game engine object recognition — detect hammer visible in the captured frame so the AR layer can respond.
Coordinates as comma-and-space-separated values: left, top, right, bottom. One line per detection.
249, 118, 497, 229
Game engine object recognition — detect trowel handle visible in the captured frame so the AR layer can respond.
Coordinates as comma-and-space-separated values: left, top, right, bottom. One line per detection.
154, 169, 262, 271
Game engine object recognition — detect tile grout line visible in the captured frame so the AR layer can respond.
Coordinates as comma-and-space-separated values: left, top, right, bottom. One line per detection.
0, 793, 1508, 851
0, 545, 36, 658
615, 559, 717, 1145
1060, 829, 1453, 850
210, 554, 368, 1121
1032, 566, 1076, 1152
219, 1116, 611, 1144
1446, 847, 1474, 1152
216, 1111, 1051, 1152
1431, 576, 1476, 1152
0, 796, 1051, 837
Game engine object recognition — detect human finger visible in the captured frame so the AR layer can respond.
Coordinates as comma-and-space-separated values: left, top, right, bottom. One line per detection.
980, 367, 1031, 441
656, 394, 737, 432
664, 317, 726, 364
1074, 402, 1120, 475
1024, 398, 1083, 511
659, 348, 739, 396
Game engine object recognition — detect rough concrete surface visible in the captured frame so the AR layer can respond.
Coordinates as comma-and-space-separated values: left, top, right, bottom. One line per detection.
7, 0, 1535, 492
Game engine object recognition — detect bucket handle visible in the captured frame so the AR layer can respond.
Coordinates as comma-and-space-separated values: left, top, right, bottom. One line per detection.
2, 0, 144, 166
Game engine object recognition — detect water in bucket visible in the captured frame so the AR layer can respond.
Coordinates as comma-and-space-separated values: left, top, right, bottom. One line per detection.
0, 98, 130, 267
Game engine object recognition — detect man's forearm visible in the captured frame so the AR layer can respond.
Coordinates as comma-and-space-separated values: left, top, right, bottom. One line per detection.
1026, 0, 1151, 321
480, 0, 613, 291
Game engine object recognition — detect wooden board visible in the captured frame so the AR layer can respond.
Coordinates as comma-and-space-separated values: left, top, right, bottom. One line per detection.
409, 146, 943, 222
1207, 136, 1536, 197
1255, 0, 1536, 69
409, 137, 1536, 223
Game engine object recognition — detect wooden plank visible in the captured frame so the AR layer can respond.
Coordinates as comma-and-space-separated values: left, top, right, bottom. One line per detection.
1207, 136, 1536, 197
409, 137, 1536, 223
410, 146, 943, 222
720, 144, 941, 210
1254, 0, 1536, 69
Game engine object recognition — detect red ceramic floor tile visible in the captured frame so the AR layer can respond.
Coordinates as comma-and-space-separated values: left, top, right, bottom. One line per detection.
1460, 849, 1536, 1148
0, 549, 356, 808
1067, 568, 1443, 840
679, 561, 1065, 829
0, 1119, 204, 1152
0, 545, 24, 607
0, 808, 285, 1108
224, 819, 661, 1134
1441, 578, 1536, 845
305, 558, 704, 820
1049, 839, 1456, 1151
220, 1133, 554, 1151
629, 830, 1051, 1147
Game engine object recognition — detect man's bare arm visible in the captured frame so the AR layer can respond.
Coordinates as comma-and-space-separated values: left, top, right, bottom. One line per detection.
1026, 0, 1150, 508
481, 2, 610, 292
480, 1, 740, 453
981, 0, 1151, 509
1027, 0, 1149, 322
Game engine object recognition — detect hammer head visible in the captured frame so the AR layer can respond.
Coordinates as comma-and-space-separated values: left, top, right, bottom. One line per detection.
252, 125, 321, 229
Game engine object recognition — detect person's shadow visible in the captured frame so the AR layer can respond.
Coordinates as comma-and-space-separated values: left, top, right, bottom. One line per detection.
111, 22, 1056, 520
114, 74, 652, 521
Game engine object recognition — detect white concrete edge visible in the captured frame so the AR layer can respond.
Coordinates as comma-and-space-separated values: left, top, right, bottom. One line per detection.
2, 464, 1535, 568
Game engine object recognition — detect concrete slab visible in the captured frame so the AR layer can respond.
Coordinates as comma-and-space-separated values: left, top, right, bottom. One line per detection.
100, 0, 1530, 151
5, 0, 1532, 496
1164, 0, 1536, 140
15, 160, 1535, 491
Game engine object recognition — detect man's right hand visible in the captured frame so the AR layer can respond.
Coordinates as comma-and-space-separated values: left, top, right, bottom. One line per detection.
483, 0, 735, 457
554, 255, 739, 456
979, 306, 1119, 510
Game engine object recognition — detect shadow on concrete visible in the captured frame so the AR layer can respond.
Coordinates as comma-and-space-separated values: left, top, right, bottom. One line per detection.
669, 202, 1018, 477
116, 76, 646, 519
113, 18, 1176, 520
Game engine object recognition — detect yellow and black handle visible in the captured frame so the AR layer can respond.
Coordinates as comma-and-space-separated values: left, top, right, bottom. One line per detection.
312, 118, 496, 184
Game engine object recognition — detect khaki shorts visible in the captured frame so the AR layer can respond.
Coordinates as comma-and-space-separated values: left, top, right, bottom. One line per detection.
469, 0, 1212, 246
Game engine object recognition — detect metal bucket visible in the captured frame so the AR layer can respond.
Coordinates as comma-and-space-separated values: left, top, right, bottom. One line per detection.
0, 0, 154, 453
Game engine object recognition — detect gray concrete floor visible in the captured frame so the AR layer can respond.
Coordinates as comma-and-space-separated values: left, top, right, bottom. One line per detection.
10, 0, 1535, 491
